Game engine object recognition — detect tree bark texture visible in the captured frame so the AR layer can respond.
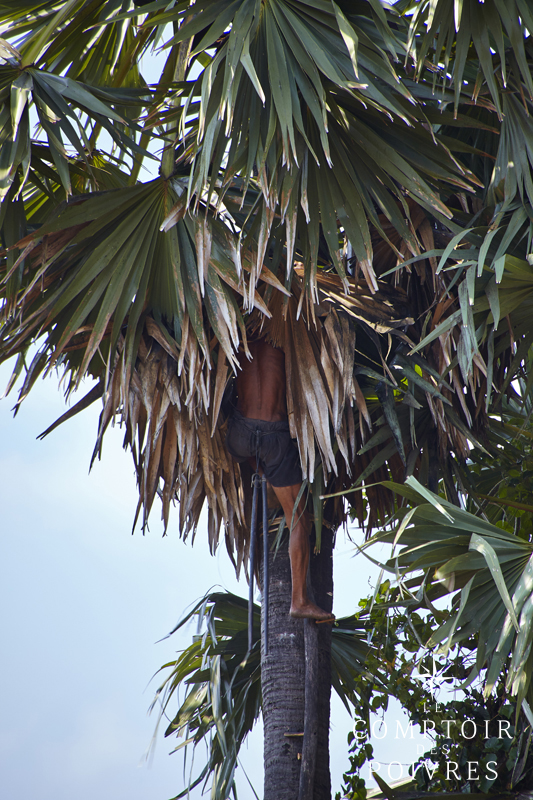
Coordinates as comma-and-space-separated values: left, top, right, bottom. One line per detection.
262, 529, 306, 800
309, 526, 333, 800
299, 618, 319, 800
262, 526, 333, 800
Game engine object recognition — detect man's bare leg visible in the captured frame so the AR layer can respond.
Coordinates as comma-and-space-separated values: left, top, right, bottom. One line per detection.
271, 482, 334, 621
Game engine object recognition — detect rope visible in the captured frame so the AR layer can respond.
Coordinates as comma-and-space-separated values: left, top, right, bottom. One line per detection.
248, 431, 270, 655
248, 470, 261, 653
262, 475, 269, 655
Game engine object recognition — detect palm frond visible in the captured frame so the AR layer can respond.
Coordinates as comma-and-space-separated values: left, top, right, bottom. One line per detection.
0, 56, 151, 202
148, 0, 478, 296
367, 477, 533, 720
0, 178, 262, 561
403, 0, 533, 117
150, 589, 375, 800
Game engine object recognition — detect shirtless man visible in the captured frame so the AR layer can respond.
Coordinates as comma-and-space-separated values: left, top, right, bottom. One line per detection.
226, 338, 333, 621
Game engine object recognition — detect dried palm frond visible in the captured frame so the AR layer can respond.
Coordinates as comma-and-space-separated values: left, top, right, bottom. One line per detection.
5, 168, 533, 563
0, 193, 482, 553
0, 179, 266, 571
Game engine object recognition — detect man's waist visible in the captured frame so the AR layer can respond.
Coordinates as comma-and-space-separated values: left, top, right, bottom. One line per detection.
231, 408, 290, 432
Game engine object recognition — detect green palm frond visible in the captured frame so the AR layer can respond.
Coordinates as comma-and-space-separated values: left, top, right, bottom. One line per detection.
402, 0, 533, 117
151, 589, 375, 800
1, 0, 153, 84
488, 92, 533, 210
0, 56, 152, 201
367, 477, 533, 721
401, 0, 533, 224
139, 0, 476, 295
403, 232, 533, 430
0, 177, 268, 557
151, 592, 261, 800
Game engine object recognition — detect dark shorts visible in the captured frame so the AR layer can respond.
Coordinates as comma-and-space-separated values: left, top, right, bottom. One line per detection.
226, 410, 302, 487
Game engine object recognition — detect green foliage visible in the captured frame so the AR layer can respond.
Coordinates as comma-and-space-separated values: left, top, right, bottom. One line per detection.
402, 0, 533, 118
150, 592, 261, 799
151, 590, 379, 800
0, 46, 151, 201
461, 399, 533, 543
336, 411, 533, 798
359, 472, 533, 721
338, 585, 533, 799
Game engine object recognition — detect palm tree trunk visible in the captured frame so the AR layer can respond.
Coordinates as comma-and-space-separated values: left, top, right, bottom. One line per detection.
262, 529, 306, 799
309, 527, 333, 800
262, 527, 333, 800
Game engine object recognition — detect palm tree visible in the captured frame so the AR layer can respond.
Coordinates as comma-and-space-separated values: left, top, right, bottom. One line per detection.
3, 1, 533, 798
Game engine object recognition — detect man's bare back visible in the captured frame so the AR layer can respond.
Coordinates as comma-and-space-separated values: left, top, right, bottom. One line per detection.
236, 339, 287, 421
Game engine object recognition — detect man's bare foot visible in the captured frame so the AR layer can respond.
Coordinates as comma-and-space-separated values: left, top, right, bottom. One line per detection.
289, 602, 335, 622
